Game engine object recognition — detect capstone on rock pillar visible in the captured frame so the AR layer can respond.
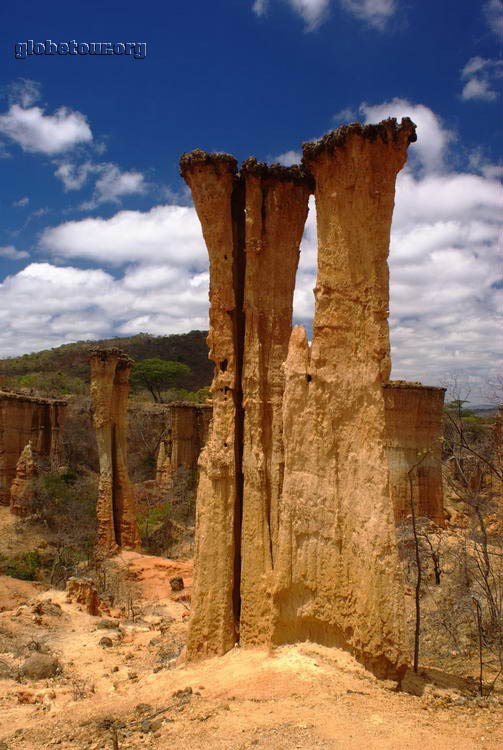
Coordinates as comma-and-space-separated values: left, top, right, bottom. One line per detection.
89, 349, 140, 558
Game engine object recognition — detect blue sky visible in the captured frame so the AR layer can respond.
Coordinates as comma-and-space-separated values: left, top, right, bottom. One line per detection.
0, 0, 502, 395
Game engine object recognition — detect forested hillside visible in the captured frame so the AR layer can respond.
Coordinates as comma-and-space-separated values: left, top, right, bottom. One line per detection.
0, 330, 212, 394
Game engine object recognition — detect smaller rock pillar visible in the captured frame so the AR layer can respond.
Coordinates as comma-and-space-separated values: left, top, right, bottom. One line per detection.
89, 349, 140, 558
10, 441, 36, 517
383, 381, 446, 525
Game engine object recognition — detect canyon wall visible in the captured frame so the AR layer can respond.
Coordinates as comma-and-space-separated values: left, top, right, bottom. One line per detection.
383, 381, 446, 524
0, 391, 66, 507
180, 118, 417, 679
89, 349, 140, 558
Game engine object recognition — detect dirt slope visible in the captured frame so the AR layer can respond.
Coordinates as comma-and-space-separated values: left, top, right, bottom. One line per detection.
0, 562, 501, 750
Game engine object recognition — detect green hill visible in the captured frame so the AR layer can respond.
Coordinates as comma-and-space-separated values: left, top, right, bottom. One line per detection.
0, 330, 212, 394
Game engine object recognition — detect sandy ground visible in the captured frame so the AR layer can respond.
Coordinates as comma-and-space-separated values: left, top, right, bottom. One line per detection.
0, 561, 502, 750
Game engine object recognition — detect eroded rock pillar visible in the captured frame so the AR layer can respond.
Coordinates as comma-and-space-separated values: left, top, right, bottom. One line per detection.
10, 441, 36, 517
180, 152, 242, 658
273, 120, 417, 679
90, 349, 140, 558
239, 160, 312, 645
383, 381, 446, 525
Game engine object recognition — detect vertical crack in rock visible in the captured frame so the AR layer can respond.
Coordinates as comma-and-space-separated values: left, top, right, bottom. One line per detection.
239, 158, 312, 645
0, 392, 67, 507
383, 381, 446, 525
89, 349, 140, 559
180, 151, 243, 657
273, 118, 417, 680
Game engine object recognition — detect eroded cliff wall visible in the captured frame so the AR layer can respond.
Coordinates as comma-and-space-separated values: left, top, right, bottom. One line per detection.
383, 381, 446, 524
90, 349, 140, 558
0, 391, 66, 507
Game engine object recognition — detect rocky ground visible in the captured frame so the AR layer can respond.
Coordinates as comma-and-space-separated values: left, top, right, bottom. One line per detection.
0, 557, 502, 750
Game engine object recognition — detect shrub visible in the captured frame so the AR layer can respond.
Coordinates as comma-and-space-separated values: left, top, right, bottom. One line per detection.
2, 550, 41, 581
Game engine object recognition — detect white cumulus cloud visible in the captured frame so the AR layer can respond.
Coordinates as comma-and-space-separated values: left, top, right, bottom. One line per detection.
0, 104, 92, 155
39, 205, 207, 268
274, 149, 302, 166
252, 0, 396, 30
12, 196, 29, 208
359, 98, 454, 173
0, 245, 29, 260
339, 0, 396, 29
460, 57, 502, 102
484, 0, 503, 38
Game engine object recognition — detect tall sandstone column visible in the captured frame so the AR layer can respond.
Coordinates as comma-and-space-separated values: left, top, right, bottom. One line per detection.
383, 381, 446, 524
180, 152, 243, 658
239, 159, 312, 646
89, 349, 140, 558
273, 119, 417, 679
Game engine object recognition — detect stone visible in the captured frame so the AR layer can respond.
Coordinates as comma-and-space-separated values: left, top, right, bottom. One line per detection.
96, 619, 119, 630
20, 653, 60, 680
32, 600, 62, 618
98, 637, 114, 648
9, 441, 36, 517
0, 391, 66, 507
0, 659, 13, 678
89, 348, 141, 557
66, 577, 101, 616
382, 381, 446, 524
169, 576, 184, 592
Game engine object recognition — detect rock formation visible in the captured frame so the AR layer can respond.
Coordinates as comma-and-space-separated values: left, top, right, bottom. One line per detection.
9, 441, 36, 517
180, 118, 417, 679
0, 391, 66, 506
156, 402, 212, 492
89, 349, 140, 558
65, 577, 102, 616
383, 381, 446, 524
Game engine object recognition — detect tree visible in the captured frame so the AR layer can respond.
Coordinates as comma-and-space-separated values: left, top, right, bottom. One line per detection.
130, 358, 190, 402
